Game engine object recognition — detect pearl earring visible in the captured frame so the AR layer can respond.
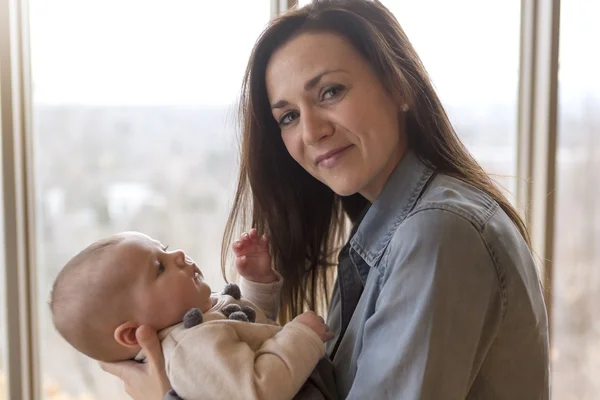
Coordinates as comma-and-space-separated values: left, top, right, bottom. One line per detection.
401, 104, 409, 112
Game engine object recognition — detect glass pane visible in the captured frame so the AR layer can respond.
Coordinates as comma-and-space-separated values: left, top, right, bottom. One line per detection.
299, 0, 521, 197
29, 1, 271, 399
552, 1, 600, 399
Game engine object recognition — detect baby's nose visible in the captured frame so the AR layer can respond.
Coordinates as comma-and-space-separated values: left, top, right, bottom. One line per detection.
172, 250, 186, 267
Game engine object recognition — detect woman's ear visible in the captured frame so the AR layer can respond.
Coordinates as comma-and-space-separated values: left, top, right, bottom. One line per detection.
114, 322, 140, 348
394, 93, 413, 113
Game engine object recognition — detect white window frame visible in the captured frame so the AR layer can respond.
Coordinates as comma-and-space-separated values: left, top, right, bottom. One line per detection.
0, 0, 39, 399
0, 0, 560, 398
516, 0, 560, 331
272, 0, 298, 17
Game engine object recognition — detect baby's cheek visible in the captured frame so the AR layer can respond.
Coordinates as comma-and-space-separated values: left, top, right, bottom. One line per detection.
149, 290, 186, 325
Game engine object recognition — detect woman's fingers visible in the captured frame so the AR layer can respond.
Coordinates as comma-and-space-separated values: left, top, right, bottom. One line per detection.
136, 325, 164, 370
97, 327, 170, 400
98, 359, 140, 380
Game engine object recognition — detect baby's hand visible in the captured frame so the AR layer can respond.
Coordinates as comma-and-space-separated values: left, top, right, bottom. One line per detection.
232, 228, 277, 284
292, 311, 335, 342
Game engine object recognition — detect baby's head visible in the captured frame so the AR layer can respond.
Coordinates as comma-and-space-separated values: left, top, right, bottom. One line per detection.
50, 231, 214, 362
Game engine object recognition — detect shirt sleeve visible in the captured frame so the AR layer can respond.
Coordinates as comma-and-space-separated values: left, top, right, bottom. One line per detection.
239, 270, 283, 322
346, 208, 504, 399
167, 320, 324, 400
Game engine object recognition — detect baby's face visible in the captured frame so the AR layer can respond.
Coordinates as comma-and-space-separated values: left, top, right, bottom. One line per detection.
105, 232, 214, 330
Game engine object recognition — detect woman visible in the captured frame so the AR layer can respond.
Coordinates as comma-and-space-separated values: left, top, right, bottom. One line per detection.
101, 0, 550, 398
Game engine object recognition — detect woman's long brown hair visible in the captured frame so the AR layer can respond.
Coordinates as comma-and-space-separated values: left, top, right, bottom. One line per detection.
222, 0, 532, 323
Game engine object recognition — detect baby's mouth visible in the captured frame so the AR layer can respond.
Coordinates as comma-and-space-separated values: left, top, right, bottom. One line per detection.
193, 264, 202, 276
194, 265, 204, 283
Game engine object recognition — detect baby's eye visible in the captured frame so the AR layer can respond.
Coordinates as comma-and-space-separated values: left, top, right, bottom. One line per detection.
157, 262, 166, 276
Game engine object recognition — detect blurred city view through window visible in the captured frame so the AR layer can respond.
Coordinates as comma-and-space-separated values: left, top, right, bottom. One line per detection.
0, 1, 597, 400
27, 1, 271, 398
552, 1, 600, 399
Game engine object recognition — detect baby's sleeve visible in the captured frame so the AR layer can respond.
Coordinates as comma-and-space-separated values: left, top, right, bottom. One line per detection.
239, 271, 283, 322
167, 320, 324, 400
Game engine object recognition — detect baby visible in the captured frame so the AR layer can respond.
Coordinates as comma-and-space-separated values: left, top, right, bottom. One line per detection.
50, 230, 335, 400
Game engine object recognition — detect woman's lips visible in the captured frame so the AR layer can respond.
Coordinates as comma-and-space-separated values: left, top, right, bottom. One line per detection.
315, 145, 353, 168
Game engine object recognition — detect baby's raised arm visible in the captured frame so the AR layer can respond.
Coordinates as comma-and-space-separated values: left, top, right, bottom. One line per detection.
233, 229, 282, 322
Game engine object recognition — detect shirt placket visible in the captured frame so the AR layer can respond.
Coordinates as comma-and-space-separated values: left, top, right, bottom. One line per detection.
330, 245, 365, 358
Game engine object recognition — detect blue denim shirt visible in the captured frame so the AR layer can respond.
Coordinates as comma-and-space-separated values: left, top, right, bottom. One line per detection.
326, 151, 550, 399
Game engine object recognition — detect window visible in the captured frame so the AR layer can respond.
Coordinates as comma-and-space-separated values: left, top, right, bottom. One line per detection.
29, 0, 271, 398
552, 1, 600, 399
384, 1, 521, 197
0, 0, 589, 397
298, 0, 521, 197
0, 188, 5, 400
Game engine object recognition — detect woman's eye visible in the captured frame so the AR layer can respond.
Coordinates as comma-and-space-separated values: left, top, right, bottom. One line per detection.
157, 262, 166, 276
279, 111, 299, 126
322, 85, 344, 100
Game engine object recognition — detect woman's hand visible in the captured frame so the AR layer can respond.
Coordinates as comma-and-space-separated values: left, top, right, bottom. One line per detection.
99, 325, 171, 400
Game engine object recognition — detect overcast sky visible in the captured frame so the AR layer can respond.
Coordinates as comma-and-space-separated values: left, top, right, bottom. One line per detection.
28, 0, 599, 106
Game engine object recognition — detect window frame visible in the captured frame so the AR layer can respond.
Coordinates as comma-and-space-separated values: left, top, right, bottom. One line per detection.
0, 0, 559, 398
516, 0, 560, 328
271, 0, 297, 17
0, 0, 40, 398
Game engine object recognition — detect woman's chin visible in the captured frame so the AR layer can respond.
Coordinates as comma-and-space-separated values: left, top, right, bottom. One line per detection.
328, 183, 361, 198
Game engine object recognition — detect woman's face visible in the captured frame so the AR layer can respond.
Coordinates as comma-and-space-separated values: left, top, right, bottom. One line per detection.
266, 32, 407, 202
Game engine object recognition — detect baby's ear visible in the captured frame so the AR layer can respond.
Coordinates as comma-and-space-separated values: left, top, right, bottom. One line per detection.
114, 322, 140, 348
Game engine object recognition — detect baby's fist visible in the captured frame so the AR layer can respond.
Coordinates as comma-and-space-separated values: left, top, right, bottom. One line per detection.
293, 311, 334, 342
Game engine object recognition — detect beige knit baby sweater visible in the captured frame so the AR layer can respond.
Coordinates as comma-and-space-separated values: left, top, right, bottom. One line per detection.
138, 277, 326, 400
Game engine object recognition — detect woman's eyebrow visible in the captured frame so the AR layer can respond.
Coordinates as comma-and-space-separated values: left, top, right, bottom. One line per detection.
271, 69, 348, 110
304, 69, 347, 91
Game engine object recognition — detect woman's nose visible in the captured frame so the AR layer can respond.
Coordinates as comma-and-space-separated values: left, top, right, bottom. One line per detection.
301, 110, 333, 145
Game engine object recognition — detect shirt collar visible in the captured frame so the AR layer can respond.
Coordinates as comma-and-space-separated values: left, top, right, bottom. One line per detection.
350, 150, 435, 268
